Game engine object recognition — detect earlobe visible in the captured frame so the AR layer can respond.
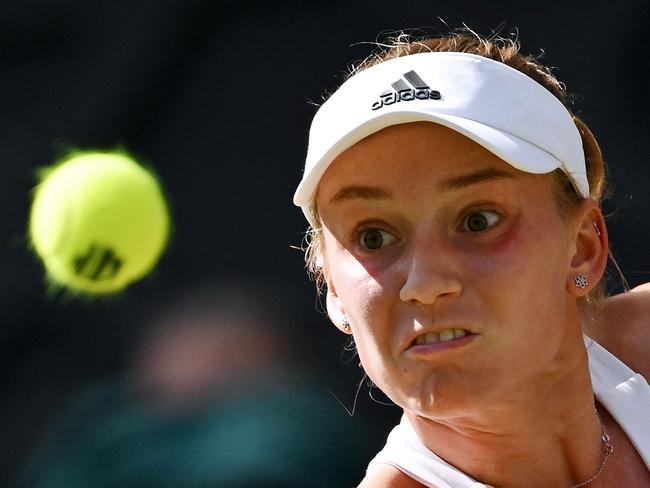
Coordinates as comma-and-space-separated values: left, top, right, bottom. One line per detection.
324, 275, 352, 334
567, 202, 608, 297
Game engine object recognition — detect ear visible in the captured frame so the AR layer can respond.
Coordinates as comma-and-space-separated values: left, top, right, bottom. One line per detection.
566, 200, 608, 297
324, 268, 352, 335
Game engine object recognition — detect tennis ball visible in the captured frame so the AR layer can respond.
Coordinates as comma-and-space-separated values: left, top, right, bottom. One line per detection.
29, 151, 170, 295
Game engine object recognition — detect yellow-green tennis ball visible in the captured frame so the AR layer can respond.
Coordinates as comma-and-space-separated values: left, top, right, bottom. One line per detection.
29, 151, 170, 295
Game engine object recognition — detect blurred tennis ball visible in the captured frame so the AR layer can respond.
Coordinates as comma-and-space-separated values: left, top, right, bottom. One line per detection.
28, 151, 170, 295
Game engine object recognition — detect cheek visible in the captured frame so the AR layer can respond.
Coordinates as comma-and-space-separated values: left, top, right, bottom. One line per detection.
483, 224, 532, 276
467, 215, 568, 281
463, 216, 571, 331
323, 233, 389, 316
323, 237, 399, 371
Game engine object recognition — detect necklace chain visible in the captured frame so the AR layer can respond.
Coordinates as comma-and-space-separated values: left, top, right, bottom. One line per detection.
569, 410, 614, 488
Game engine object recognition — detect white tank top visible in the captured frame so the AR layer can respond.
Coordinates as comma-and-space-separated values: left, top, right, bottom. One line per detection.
366, 337, 650, 488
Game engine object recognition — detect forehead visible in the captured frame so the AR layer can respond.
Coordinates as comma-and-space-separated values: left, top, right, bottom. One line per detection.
316, 122, 524, 203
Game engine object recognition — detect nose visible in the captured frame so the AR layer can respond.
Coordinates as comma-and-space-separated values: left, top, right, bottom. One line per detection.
398, 238, 463, 305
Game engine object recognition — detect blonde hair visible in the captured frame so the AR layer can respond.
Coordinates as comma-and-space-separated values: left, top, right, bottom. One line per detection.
303, 29, 610, 306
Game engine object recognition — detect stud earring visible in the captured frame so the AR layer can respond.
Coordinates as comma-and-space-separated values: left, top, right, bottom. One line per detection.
342, 318, 351, 332
574, 273, 589, 289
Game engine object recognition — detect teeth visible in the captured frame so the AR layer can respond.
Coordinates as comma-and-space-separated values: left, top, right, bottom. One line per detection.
453, 328, 467, 339
414, 328, 468, 346
416, 332, 439, 345
439, 329, 455, 342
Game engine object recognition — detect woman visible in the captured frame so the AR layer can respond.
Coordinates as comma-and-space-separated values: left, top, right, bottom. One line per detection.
293, 32, 650, 487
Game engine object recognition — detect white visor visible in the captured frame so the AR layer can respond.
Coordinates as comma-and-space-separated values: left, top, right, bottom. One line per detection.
293, 51, 589, 225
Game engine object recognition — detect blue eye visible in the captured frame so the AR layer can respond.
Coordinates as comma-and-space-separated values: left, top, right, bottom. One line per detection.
463, 211, 500, 232
359, 229, 396, 250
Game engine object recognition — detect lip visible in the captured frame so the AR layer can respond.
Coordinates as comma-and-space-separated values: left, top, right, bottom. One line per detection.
405, 331, 478, 355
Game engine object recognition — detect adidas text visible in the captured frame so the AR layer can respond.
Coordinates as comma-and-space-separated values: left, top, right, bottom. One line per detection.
371, 88, 441, 110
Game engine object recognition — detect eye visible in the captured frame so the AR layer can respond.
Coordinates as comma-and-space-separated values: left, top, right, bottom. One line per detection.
359, 228, 396, 250
462, 210, 500, 232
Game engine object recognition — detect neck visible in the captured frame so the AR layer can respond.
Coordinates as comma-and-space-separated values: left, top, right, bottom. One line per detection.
406, 334, 608, 487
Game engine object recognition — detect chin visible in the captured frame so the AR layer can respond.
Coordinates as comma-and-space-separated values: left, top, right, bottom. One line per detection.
390, 372, 491, 419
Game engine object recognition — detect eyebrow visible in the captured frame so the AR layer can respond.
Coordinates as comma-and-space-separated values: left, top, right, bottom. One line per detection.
329, 185, 392, 204
439, 167, 515, 190
328, 167, 515, 204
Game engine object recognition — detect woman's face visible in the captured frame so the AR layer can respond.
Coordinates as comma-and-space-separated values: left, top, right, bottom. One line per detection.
317, 122, 583, 417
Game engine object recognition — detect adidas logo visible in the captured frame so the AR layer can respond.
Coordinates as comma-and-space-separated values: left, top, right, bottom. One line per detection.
371, 70, 441, 111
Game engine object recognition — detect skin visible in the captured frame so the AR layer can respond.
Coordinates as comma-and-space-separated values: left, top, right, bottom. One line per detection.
315, 122, 649, 487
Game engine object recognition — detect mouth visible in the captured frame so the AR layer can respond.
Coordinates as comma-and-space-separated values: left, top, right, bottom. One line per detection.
412, 328, 470, 346
406, 327, 476, 354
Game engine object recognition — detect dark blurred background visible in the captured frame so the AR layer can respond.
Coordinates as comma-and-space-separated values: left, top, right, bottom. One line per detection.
1, 0, 648, 486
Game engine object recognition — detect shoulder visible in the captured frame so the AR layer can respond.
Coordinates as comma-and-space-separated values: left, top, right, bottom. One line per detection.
357, 464, 428, 488
589, 283, 650, 377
